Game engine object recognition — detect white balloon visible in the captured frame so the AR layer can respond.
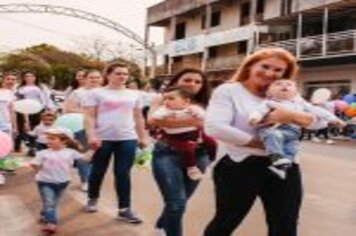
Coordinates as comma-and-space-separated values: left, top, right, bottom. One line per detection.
311, 88, 331, 104
14, 99, 43, 114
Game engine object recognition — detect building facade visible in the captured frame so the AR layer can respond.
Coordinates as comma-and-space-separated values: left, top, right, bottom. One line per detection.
146, 0, 356, 95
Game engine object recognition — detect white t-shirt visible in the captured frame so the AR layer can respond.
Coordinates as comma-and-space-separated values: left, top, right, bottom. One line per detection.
30, 123, 56, 144
67, 87, 91, 108
31, 148, 82, 183
152, 105, 205, 134
141, 91, 158, 107
16, 85, 49, 108
0, 89, 15, 133
83, 87, 143, 141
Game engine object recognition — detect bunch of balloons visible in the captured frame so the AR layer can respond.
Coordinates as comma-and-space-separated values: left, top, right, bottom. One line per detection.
334, 94, 356, 118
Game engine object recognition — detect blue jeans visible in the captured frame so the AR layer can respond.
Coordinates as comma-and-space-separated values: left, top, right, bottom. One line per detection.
88, 140, 137, 209
37, 181, 69, 224
74, 130, 91, 183
259, 125, 301, 160
152, 141, 209, 236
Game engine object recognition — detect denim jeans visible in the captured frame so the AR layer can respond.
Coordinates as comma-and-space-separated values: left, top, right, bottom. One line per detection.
88, 140, 137, 209
152, 141, 209, 236
259, 125, 301, 160
37, 181, 69, 224
74, 130, 91, 183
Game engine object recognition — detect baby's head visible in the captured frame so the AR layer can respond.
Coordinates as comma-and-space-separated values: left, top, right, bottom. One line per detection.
41, 111, 57, 126
162, 86, 194, 110
267, 79, 298, 101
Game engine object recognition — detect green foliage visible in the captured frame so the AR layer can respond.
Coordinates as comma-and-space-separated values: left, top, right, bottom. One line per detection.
0, 44, 141, 90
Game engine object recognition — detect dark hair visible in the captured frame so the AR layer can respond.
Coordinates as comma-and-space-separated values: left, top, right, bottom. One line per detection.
19, 70, 41, 87
104, 62, 129, 76
163, 86, 195, 100
71, 68, 87, 90
3, 71, 19, 78
41, 111, 57, 120
166, 68, 211, 107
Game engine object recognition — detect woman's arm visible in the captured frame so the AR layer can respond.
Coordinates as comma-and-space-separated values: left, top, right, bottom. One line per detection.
84, 106, 101, 149
133, 107, 149, 148
204, 85, 256, 147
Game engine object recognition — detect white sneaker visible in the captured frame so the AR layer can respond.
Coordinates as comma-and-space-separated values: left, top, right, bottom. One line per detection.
311, 137, 322, 143
272, 158, 292, 167
0, 173, 5, 185
268, 166, 286, 179
325, 139, 335, 145
81, 182, 88, 192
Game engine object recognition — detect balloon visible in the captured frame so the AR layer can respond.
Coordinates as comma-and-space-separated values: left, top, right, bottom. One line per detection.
342, 94, 355, 104
14, 99, 43, 114
344, 107, 356, 118
311, 88, 332, 104
0, 131, 13, 159
54, 113, 84, 133
334, 100, 349, 112
350, 102, 356, 108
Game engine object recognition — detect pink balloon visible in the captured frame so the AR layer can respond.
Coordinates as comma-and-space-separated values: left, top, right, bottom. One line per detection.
334, 100, 349, 112
0, 131, 13, 159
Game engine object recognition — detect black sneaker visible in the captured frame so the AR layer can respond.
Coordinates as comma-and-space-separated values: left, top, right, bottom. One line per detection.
117, 209, 143, 224
27, 149, 36, 157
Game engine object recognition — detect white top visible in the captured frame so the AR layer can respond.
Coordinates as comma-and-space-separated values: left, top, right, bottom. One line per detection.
152, 105, 205, 134
141, 91, 158, 107
67, 87, 91, 108
205, 83, 328, 162
16, 85, 53, 109
83, 87, 143, 141
31, 148, 82, 183
0, 89, 15, 133
30, 123, 56, 144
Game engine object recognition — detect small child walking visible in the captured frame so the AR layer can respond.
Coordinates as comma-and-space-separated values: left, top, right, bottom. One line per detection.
151, 86, 217, 180
30, 127, 83, 234
29, 111, 57, 151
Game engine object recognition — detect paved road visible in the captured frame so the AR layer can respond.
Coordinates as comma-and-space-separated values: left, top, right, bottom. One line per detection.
0, 141, 355, 236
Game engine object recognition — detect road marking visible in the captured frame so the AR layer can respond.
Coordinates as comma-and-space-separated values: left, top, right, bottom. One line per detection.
0, 195, 37, 236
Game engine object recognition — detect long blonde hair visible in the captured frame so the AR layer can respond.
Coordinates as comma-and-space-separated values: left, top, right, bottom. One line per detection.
232, 48, 299, 82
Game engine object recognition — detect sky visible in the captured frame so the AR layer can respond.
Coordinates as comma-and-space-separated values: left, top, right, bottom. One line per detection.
0, 0, 164, 59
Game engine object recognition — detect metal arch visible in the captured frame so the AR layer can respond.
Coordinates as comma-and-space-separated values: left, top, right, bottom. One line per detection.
0, 3, 155, 55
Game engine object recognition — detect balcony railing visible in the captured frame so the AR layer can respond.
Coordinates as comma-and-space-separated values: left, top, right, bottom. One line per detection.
147, 0, 215, 25
206, 54, 245, 71
258, 29, 356, 60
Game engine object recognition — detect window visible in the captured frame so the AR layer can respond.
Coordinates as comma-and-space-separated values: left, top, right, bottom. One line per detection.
281, 0, 292, 16
257, 0, 265, 14
173, 56, 183, 63
175, 22, 186, 40
201, 14, 206, 29
240, 2, 250, 26
211, 11, 221, 27
237, 41, 248, 54
208, 46, 218, 58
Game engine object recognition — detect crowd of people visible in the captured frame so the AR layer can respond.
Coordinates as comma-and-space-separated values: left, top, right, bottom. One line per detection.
0, 48, 354, 236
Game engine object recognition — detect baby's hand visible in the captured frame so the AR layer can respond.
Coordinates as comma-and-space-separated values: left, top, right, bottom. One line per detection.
249, 118, 261, 126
